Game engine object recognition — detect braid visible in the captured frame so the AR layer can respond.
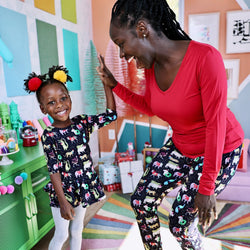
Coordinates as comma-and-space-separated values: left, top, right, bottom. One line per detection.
111, 0, 191, 40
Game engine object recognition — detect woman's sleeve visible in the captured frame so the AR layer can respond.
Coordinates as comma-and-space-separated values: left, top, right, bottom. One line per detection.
41, 132, 60, 174
112, 69, 154, 116
198, 49, 227, 195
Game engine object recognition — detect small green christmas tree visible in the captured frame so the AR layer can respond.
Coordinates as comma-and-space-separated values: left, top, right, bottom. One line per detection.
9, 101, 23, 143
83, 40, 106, 115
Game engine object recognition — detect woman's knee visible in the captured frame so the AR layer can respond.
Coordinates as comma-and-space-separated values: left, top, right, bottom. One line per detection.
169, 215, 183, 238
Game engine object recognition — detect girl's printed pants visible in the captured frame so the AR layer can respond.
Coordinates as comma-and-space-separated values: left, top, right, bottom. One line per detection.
131, 139, 242, 250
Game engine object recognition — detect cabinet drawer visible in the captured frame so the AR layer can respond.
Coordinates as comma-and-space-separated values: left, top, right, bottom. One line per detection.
31, 165, 50, 193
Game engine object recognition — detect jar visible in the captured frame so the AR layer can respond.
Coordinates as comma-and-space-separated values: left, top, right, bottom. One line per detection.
0, 126, 18, 154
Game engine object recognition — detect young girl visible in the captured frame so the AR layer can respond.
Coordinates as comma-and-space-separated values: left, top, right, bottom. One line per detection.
24, 65, 117, 250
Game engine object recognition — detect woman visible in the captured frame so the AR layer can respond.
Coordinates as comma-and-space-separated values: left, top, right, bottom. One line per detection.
97, 0, 244, 249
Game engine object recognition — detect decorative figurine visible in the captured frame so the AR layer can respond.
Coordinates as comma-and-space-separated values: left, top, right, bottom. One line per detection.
9, 101, 23, 144
0, 102, 11, 130
19, 125, 38, 147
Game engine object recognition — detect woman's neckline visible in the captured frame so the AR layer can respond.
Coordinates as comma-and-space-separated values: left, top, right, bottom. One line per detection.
153, 40, 193, 93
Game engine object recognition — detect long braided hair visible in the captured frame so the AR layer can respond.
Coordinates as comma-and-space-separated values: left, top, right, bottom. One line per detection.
111, 0, 191, 40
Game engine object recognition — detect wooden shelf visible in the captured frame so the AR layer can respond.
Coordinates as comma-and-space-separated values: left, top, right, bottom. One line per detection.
142, 148, 159, 170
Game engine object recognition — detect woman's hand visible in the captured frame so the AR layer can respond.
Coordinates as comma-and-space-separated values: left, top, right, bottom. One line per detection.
59, 199, 75, 220
97, 54, 118, 89
194, 192, 217, 230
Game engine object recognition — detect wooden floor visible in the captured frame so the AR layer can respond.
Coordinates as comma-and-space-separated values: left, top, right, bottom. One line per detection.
31, 190, 117, 250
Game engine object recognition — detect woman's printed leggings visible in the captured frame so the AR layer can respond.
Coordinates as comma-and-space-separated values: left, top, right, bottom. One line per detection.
131, 139, 242, 250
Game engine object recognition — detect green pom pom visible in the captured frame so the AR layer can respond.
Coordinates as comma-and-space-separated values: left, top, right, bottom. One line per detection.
145, 156, 152, 164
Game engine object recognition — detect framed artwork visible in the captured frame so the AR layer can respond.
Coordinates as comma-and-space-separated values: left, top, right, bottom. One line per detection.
188, 12, 220, 49
226, 10, 250, 53
224, 59, 240, 99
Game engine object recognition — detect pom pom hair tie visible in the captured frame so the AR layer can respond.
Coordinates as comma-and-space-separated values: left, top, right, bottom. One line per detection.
23, 72, 46, 93
53, 70, 67, 83
28, 77, 42, 91
48, 65, 72, 83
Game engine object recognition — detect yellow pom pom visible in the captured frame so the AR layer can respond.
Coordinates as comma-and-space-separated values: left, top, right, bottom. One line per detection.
53, 70, 67, 83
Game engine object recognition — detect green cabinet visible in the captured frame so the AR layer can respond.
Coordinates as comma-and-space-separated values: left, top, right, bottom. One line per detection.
0, 143, 54, 250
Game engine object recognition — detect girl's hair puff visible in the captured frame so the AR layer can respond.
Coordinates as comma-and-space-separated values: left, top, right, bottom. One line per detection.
111, 0, 191, 40
24, 72, 46, 94
23, 65, 72, 104
47, 65, 73, 83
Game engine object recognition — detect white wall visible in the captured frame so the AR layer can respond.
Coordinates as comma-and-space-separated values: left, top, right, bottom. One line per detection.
0, 0, 92, 120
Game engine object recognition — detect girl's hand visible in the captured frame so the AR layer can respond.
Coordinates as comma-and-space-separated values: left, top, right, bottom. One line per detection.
60, 200, 75, 220
97, 54, 117, 89
194, 192, 217, 230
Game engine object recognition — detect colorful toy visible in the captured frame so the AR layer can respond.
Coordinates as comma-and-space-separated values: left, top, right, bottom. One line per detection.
0, 129, 18, 151
19, 125, 38, 147
43, 116, 51, 126
15, 172, 28, 185
9, 101, 23, 144
26, 120, 34, 127
0, 145, 8, 154
6, 185, 14, 194
144, 141, 152, 148
48, 115, 54, 124
127, 142, 135, 158
32, 119, 43, 141
14, 176, 23, 185
38, 119, 47, 130
0, 183, 15, 195
145, 156, 153, 164
20, 172, 28, 181
0, 102, 11, 130
0, 126, 19, 165
0, 185, 7, 195
143, 147, 159, 169
6, 138, 15, 152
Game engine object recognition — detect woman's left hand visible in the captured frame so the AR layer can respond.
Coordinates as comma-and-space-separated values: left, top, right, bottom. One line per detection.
97, 54, 118, 89
194, 192, 217, 229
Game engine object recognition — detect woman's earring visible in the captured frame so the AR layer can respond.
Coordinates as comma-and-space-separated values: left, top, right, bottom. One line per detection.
143, 34, 146, 38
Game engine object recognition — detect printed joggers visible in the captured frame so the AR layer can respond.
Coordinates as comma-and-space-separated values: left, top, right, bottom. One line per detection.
131, 139, 242, 250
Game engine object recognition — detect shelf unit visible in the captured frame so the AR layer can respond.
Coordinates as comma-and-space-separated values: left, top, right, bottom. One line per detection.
0, 143, 54, 250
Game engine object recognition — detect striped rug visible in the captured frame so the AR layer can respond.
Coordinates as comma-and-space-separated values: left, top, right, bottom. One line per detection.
82, 193, 250, 250
205, 203, 250, 249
